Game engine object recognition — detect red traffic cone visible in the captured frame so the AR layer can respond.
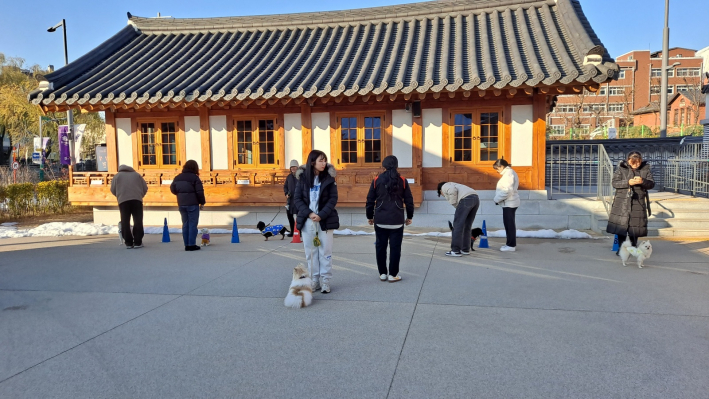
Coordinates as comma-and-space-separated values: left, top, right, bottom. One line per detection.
291, 225, 302, 244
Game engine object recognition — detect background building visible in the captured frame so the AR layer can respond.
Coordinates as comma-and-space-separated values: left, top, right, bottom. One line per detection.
548, 47, 705, 138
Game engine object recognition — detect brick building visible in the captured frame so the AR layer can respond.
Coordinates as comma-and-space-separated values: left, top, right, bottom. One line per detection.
547, 47, 704, 138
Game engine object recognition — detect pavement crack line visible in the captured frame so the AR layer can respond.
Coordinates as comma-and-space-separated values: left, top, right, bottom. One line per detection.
385, 236, 439, 399
0, 243, 288, 386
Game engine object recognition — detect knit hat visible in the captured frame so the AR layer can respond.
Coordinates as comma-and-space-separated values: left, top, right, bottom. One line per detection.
289, 159, 299, 167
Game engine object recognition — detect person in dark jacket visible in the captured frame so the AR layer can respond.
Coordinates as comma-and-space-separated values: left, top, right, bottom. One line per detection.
294, 150, 339, 293
366, 156, 414, 283
606, 151, 655, 252
170, 160, 206, 251
283, 159, 299, 237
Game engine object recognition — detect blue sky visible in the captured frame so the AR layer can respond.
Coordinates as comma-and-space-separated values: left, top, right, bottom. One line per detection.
1, 0, 708, 69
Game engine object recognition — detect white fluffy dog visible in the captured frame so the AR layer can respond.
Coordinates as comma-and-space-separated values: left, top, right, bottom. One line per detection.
284, 264, 313, 309
619, 238, 653, 268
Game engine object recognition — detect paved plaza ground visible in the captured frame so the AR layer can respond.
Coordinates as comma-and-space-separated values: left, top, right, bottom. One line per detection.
1, 231, 708, 398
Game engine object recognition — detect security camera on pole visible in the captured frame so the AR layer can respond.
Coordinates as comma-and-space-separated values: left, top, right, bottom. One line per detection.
48, 19, 75, 175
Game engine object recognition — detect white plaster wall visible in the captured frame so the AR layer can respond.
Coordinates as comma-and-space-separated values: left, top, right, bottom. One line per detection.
184, 116, 202, 168
392, 109, 413, 168
511, 105, 534, 167
312, 112, 331, 160
209, 115, 229, 170
116, 118, 133, 168
284, 113, 303, 166
422, 108, 443, 167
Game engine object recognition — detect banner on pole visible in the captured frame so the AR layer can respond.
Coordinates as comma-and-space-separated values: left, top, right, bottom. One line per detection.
58, 124, 87, 164
59, 125, 70, 165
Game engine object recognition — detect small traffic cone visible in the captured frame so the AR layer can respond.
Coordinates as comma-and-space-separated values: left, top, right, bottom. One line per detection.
291, 224, 302, 244
231, 218, 240, 243
161, 218, 170, 243
612, 235, 619, 252
478, 220, 489, 249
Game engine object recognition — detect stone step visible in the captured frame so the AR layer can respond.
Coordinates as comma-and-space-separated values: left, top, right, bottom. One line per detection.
649, 229, 709, 238
651, 211, 709, 219
648, 218, 709, 229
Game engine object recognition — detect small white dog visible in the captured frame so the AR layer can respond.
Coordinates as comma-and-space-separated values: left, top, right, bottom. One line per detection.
284, 264, 313, 309
619, 238, 653, 268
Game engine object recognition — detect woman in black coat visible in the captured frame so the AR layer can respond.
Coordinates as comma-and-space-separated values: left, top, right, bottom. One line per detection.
293, 150, 339, 293
606, 151, 655, 250
366, 155, 414, 282
283, 159, 299, 237
169, 160, 206, 251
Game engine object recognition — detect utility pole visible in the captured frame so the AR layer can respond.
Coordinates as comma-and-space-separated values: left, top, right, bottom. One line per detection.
659, 0, 670, 138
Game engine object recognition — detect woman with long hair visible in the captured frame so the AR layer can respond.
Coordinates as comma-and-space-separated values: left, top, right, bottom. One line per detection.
170, 160, 206, 251
365, 155, 414, 282
493, 159, 520, 252
293, 150, 339, 293
606, 151, 655, 250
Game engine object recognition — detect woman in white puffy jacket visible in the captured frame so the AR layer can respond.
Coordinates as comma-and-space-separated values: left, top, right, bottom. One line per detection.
493, 159, 520, 252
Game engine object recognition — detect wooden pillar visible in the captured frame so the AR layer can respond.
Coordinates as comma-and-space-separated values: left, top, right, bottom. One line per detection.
301, 103, 312, 161
199, 107, 211, 172
412, 113, 423, 183
532, 92, 548, 190
104, 110, 118, 173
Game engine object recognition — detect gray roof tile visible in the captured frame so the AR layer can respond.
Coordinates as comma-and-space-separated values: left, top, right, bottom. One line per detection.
30, 0, 618, 106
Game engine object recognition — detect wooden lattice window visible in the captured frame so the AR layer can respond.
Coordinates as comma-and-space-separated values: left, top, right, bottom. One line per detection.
233, 117, 278, 168
450, 108, 503, 164
337, 113, 384, 166
138, 120, 180, 168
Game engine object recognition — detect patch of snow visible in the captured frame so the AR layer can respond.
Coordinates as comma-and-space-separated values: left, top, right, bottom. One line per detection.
0, 222, 593, 240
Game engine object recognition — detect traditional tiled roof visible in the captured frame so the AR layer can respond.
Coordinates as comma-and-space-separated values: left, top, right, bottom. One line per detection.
30, 0, 618, 107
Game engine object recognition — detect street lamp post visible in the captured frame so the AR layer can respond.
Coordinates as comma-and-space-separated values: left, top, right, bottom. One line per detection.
47, 19, 75, 174
659, 0, 670, 138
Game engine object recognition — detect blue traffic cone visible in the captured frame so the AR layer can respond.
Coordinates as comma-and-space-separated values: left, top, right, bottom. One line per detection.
478, 220, 489, 249
612, 235, 619, 252
161, 218, 170, 243
231, 218, 240, 243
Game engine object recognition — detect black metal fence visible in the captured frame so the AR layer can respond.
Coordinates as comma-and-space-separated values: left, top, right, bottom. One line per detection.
546, 137, 705, 197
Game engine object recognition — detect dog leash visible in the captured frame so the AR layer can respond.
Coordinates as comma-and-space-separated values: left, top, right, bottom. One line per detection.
265, 206, 283, 227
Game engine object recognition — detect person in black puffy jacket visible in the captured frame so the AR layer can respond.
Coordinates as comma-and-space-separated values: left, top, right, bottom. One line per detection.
294, 150, 339, 293
366, 156, 414, 283
170, 160, 206, 251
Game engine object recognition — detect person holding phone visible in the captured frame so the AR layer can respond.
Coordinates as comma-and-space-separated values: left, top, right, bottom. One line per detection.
606, 151, 655, 252
170, 160, 206, 251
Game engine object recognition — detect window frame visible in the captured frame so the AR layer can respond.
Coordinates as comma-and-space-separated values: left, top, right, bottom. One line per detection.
136, 118, 181, 169
549, 125, 566, 136
676, 68, 700, 77
448, 107, 504, 165
335, 112, 386, 167
231, 115, 281, 169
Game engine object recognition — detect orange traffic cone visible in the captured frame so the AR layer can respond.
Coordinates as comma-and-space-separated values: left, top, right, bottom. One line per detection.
291, 225, 302, 244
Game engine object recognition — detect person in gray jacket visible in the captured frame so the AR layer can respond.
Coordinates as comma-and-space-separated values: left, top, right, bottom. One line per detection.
110, 165, 148, 249
437, 181, 480, 257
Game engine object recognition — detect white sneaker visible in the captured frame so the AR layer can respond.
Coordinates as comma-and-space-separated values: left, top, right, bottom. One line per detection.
388, 275, 402, 283
460, 250, 470, 255
500, 246, 516, 252
321, 282, 330, 294
311, 279, 321, 291
445, 251, 462, 257
379, 274, 387, 281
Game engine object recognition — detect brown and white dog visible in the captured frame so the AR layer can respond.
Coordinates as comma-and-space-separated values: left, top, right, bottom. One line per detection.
284, 264, 313, 309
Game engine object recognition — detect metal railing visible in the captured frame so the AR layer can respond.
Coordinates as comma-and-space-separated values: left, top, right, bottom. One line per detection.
547, 144, 601, 197
597, 145, 615, 215
663, 143, 709, 198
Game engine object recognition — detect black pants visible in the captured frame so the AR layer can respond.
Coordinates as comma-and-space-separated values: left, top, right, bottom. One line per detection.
502, 207, 517, 247
374, 225, 404, 277
119, 200, 144, 246
286, 212, 295, 235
